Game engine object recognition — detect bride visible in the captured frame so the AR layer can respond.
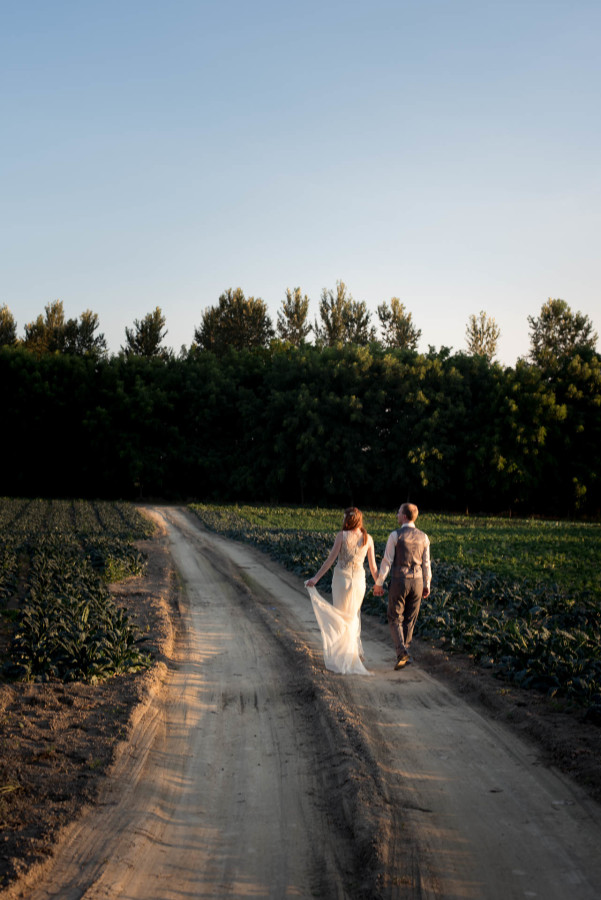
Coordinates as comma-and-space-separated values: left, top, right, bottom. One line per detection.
305, 507, 378, 675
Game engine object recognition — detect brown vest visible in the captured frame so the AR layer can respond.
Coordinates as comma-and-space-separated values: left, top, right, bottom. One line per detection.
391, 526, 428, 580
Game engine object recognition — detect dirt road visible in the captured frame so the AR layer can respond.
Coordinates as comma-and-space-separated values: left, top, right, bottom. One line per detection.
25, 507, 601, 899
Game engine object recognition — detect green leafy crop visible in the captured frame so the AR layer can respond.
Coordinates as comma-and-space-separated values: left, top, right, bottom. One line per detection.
190, 503, 601, 712
0, 499, 153, 683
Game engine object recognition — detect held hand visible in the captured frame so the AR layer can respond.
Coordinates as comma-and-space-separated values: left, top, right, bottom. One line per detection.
373, 584, 385, 597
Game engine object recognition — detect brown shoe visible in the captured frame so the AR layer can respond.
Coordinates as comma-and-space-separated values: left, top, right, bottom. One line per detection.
394, 655, 410, 670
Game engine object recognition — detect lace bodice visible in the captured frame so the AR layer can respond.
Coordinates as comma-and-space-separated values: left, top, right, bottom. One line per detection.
337, 530, 369, 572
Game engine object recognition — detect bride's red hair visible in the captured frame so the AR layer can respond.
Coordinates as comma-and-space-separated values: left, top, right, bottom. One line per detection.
343, 507, 367, 545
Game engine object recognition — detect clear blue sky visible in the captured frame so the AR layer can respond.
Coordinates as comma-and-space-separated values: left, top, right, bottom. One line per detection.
2, 0, 599, 364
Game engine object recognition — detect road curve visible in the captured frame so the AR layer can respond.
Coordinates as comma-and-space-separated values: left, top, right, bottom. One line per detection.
25, 506, 601, 900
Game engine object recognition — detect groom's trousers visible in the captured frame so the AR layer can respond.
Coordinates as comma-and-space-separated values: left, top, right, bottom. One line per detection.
387, 575, 423, 659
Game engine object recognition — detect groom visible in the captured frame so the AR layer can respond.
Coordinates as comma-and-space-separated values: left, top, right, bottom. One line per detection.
373, 503, 431, 670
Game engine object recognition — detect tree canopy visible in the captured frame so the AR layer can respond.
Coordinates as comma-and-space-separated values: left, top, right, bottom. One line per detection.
63, 310, 108, 358
465, 310, 501, 361
528, 298, 598, 367
377, 298, 421, 351
194, 288, 274, 354
276, 288, 312, 345
2, 341, 599, 515
10, 290, 599, 372
0, 305, 17, 347
23, 300, 107, 359
314, 281, 375, 347
123, 307, 169, 358
23, 300, 67, 356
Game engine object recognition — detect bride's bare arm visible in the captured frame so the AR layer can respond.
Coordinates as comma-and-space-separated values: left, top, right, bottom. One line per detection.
305, 532, 343, 586
367, 535, 378, 582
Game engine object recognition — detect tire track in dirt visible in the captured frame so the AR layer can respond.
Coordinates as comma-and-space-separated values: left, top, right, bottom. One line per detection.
23, 507, 383, 900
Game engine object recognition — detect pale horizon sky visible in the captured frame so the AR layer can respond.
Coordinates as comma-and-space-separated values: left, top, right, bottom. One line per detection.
2, 0, 599, 365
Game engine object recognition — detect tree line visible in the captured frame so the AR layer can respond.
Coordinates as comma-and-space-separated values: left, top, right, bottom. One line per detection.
2, 285, 597, 365
0, 282, 516, 360
0, 293, 599, 514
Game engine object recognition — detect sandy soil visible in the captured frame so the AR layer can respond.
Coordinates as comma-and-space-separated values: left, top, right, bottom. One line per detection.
2, 506, 601, 899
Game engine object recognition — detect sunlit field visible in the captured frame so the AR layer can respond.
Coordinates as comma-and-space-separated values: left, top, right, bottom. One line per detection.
190, 503, 601, 711
189, 503, 601, 595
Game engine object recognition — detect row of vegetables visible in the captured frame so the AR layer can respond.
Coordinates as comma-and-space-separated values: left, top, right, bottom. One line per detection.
190, 504, 601, 714
418, 564, 601, 709
0, 499, 154, 683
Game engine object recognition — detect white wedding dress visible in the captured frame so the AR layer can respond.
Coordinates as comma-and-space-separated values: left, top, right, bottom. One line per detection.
306, 530, 372, 675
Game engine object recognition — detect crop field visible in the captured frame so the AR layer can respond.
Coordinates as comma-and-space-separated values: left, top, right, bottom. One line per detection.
0, 499, 155, 683
190, 503, 601, 713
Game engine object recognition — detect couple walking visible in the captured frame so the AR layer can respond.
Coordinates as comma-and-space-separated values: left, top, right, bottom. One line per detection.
305, 504, 431, 674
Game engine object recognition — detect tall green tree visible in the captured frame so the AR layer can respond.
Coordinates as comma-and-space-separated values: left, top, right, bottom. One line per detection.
528, 298, 598, 367
194, 288, 274, 354
314, 281, 375, 346
0, 304, 17, 347
63, 309, 108, 359
465, 310, 501, 361
23, 300, 66, 355
344, 299, 375, 345
377, 297, 421, 350
314, 281, 348, 346
276, 287, 312, 345
123, 307, 170, 358
22, 300, 107, 358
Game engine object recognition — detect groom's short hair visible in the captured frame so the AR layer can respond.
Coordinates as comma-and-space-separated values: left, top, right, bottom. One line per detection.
400, 502, 418, 522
